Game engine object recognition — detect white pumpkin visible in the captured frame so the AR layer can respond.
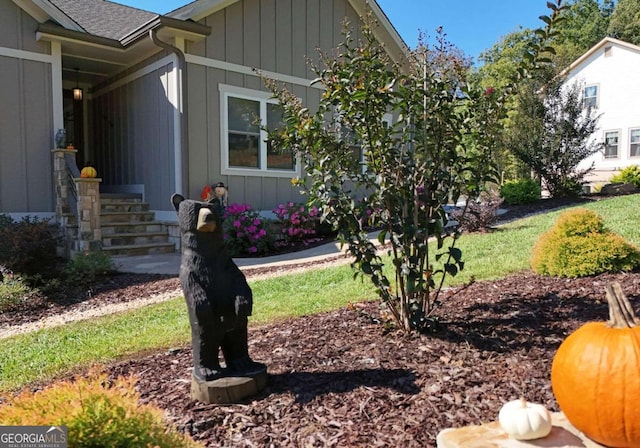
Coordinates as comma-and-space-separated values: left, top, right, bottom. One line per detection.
498, 398, 552, 440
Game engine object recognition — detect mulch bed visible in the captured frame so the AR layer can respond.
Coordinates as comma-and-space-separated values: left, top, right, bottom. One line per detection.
4, 193, 639, 447
102, 271, 639, 447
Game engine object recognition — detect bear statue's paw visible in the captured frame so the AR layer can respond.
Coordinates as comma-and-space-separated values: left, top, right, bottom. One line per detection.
227, 357, 267, 377
193, 366, 228, 382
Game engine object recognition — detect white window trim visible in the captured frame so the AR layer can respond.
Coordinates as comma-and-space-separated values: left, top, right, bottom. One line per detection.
583, 83, 599, 109
629, 127, 640, 158
219, 84, 300, 178
603, 129, 621, 160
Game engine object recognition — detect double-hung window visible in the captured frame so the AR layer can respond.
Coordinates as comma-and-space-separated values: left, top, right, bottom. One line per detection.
630, 128, 640, 158
583, 85, 598, 108
604, 130, 619, 159
220, 84, 296, 176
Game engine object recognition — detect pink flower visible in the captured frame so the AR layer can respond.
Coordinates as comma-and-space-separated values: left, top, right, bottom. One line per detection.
249, 246, 258, 253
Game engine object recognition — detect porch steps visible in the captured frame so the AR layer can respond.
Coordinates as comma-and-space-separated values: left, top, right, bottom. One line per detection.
100, 193, 175, 256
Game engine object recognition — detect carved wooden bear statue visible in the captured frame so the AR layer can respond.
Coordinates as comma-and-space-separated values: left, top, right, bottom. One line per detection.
171, 194, 266, 382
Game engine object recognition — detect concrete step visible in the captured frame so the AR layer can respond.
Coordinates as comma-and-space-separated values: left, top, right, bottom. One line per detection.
102, 231, 170, 248
101, 200, 150, 213
100, 193, 143, 202
101, 221, 165, 235
100, 211, 155, 224
101, 242, 176, 256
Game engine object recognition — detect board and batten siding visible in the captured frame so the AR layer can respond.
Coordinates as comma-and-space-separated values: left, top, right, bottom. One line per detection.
91, 59, 177, 210
0, 0, 55, 214
185, 0, 363, 211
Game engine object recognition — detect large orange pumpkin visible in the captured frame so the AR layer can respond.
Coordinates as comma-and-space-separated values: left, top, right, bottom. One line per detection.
551, 282, 640, 447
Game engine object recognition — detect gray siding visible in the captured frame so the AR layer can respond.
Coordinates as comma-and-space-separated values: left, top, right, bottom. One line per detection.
0, 1, 53, 214
91, 62, 176, 210
185, 0, 363, 211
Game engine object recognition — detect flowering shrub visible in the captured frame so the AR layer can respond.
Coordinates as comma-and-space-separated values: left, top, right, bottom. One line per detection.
273, 202, 321, 245
223, 203, 274, 256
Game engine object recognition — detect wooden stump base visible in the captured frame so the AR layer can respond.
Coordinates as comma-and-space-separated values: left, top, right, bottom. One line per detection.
190, 369, 268, 404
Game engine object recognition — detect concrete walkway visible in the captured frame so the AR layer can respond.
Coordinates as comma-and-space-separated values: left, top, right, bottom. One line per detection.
111, 238, 358, 275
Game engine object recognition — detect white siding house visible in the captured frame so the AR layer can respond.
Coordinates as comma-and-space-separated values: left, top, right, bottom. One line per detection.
563, 37, 640, 185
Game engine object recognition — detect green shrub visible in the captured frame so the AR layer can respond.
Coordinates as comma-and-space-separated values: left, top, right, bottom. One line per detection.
64, 251, 114, 289
499, 178, 541, 205
610, 165, 640, 188
0, 215, 60, 277
0, 371, 203, 448
531, 208, 640, 278
0, 274, 34, 312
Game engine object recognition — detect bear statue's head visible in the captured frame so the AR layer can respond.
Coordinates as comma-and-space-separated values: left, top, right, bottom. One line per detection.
171, 193, 221, 234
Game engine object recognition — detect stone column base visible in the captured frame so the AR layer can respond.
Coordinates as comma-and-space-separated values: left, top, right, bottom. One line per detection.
190, 369, 268, 404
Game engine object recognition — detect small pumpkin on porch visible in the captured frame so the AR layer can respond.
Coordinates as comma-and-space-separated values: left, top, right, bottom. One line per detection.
80, 165, 97, 179
551, 282, 640, 447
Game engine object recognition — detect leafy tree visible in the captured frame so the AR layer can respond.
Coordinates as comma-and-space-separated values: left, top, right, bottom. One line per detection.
554, 0, 614, 64
265, 4, 564, 333
509, 77, 603, 198
608, 0, 640, 45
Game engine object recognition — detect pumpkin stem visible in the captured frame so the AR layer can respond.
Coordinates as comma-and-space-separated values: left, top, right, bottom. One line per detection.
606, 282, 638, 329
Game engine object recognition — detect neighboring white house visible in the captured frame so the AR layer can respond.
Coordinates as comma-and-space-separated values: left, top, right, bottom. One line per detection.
561, 37, 640, 185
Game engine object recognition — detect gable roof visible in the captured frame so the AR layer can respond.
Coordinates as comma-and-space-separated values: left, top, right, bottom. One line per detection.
168, 0, 410, 63
48, 0, 158, 41
561, 36, 640, 76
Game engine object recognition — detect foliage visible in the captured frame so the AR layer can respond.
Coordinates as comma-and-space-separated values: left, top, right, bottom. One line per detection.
64, 251, 115, 290
610, 165, 640, 188
0, 215, 61, 278
608, 0, 640, 45
531, 208, 640, 277
0, 274, 34, 312
553, 0, 615, 65
500, 178, 542, 205
508, 77, 602, 198
0, 370, 202, 447
223, 203, 274, 256
450, 194, 504, 233
272, 202, 321, 245
2, 194, 638, 392
265, 4, 563, 333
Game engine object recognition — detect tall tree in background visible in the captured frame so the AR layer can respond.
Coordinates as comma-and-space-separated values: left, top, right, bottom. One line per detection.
509, 76, 603, 197
474, 0, 614, 181
608, 0, 640, 44
554, 0, 615, 64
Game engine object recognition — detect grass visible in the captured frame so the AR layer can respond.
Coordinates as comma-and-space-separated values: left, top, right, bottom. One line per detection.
1, 194, 638, 392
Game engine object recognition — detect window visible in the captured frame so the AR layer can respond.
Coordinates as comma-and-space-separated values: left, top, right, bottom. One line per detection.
220, 85, 296, 176
630, 128, 640, 158
349, 113, 394, 173
604, 130, 619, 159
583, 85, 598, 108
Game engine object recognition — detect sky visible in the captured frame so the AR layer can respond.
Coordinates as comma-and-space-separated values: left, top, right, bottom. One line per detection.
117, 0, 553, 63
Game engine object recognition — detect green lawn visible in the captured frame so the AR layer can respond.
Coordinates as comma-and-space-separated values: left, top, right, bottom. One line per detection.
1, 194, 638, 392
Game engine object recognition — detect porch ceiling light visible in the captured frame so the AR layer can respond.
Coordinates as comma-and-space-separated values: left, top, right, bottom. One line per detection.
73, 68, 83, 101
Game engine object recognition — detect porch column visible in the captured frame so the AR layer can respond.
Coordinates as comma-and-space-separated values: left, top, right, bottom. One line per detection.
52, 148, 77, 217
74, 177, 102, 253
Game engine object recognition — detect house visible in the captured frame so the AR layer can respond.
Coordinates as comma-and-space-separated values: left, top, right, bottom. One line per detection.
0, 0, 408, 254
561, 37, 640, 186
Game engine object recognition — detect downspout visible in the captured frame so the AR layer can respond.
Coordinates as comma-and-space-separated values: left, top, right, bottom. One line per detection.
150, 29, 189, 196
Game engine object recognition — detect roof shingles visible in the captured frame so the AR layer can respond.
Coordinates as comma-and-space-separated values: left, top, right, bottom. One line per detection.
49, 0, 158, 41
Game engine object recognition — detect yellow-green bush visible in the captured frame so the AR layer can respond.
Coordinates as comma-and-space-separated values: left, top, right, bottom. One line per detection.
0, 371, 202, 448
531, 208, 640, 278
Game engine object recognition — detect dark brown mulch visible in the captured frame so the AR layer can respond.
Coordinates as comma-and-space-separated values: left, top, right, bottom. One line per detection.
4, 194, 638, 447
104, 271, 640, 448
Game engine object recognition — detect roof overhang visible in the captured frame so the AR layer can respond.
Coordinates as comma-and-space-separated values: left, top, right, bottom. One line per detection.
559, 36, 640, 77
36, 19, 210, 86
